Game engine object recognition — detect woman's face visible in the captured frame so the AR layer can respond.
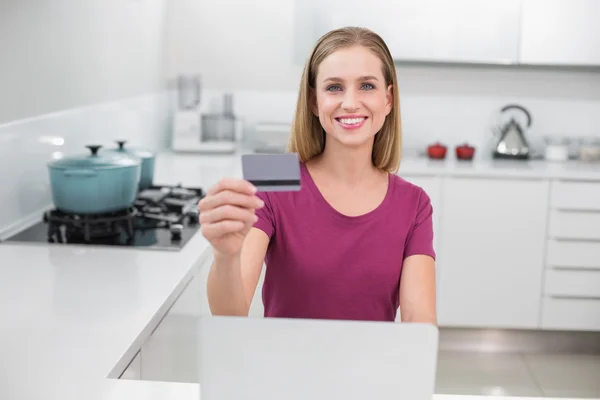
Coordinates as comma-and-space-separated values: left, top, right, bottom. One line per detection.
311, 45, 393, 150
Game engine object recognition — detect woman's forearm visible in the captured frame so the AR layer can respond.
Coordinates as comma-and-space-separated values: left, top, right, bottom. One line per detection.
206, 252, 250, 316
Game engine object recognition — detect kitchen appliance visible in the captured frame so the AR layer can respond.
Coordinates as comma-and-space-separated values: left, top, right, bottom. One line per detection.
3, 184, 204, 251
106, 140, 156, 189
455, 143, 476, 160
171, 74, 242, 153
492, 104, 532, 160
197, 93, 242, 153
171, 74, 203, 152
47, 145, 141, 214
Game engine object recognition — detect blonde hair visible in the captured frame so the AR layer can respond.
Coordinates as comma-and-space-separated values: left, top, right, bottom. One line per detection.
288, 26, 402, 173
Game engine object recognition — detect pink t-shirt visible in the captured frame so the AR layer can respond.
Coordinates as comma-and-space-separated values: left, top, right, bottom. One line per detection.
253, 162, 435, 322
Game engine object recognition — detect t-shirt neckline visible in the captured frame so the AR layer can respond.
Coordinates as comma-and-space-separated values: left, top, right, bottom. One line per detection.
301, 162, 395, 223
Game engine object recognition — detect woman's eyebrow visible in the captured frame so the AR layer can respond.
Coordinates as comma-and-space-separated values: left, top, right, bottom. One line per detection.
323, 75, 380, 83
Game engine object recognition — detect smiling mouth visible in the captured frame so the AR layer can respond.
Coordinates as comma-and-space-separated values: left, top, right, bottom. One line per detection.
335, 117, 367, 125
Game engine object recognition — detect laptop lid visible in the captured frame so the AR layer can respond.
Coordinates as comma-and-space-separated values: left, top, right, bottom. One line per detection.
197, 316, 439, 400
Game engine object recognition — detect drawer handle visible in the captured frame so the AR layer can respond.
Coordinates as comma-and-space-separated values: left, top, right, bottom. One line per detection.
551, 237, 600, 243
549, 295, 600, 301
550, 266, 600, 272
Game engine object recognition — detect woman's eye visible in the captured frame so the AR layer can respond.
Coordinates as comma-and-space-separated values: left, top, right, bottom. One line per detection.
362, 83, 375, 90
326, 85, 342, 92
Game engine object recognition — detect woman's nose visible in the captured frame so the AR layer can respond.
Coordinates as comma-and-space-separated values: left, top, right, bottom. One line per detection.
341, 91, 359, 111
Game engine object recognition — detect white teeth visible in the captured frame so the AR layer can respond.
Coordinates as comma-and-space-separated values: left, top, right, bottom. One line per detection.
339, 118, 365, 125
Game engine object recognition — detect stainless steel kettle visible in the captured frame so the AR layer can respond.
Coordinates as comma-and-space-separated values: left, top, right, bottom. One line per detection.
492, 104, 532, 160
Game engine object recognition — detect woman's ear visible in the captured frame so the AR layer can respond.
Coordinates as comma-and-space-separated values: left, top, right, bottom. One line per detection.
385, 84, 393, 116
309, 88, 319, 117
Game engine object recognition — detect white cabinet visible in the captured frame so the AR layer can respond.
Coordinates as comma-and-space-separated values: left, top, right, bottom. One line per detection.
119, 351, 141, 380
294, 0, 600, 67
519, 0, 600, 66
436, 177, 549, 328
384, 0, 522, 64
140, 256, 213, 383
299, 0, 522, 65
541, 179, 600, 331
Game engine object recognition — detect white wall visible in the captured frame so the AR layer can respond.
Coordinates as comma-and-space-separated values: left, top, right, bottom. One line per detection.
0, 0, 172, 236
164, 0, 303, 92
0, 0, 168, 124
165, 0, 600, 153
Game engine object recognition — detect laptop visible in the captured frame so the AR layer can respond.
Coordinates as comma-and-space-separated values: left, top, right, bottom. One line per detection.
197, 316, 439, 400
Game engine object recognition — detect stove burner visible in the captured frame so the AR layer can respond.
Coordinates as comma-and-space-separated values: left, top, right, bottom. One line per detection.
44, 207, 137, 243
23, 183, 207, 250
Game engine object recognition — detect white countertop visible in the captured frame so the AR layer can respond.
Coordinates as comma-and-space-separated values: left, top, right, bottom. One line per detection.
397, 156, 600, 181
0, 150, 598, 400
0, 152, 241, 400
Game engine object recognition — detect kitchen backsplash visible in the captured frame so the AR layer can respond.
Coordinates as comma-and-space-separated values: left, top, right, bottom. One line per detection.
205, 86, 600, 155
0, 91, 173, 239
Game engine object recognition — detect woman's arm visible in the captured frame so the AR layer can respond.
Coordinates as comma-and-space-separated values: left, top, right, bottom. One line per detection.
207, 228, 270, 316
399, 254, 437, 325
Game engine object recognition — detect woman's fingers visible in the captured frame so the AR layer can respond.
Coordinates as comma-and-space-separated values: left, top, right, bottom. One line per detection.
199, 204, 257, 226
198, 190, 264, 212
201, 220, 246, 239
207, 178, 256, 196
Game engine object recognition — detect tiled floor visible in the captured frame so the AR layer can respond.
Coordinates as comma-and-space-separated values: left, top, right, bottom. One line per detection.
436, 351, 600, 398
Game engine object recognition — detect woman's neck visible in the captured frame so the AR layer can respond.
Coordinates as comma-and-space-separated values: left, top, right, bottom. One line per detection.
308, 139, 381, 187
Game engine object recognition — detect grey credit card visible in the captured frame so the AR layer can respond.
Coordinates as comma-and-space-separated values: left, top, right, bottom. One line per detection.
241, 153, 301, 192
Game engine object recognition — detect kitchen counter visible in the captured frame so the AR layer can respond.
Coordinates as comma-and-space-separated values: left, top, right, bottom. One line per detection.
0, 152, 241, 400
398, 156, 600, 181
0, 150, 598, 400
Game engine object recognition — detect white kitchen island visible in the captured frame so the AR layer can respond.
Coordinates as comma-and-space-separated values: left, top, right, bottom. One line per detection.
0, 151, 598, 400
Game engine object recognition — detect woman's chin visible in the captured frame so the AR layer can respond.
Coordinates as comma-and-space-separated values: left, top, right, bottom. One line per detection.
330, 130, 375, 149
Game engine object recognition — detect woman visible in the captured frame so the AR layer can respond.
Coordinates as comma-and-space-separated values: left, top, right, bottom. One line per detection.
199, 27, 437, 325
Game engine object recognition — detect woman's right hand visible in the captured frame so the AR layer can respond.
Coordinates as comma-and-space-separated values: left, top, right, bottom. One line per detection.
198, 178, 264, 258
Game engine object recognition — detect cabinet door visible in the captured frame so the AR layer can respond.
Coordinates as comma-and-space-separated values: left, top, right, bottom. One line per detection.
519, 0, 600, 66
384, 0, 521, 64
140, 256, 213, 383
437, 178, 549, 328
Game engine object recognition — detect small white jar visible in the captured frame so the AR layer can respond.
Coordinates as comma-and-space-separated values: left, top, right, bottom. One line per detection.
544, 137, 569, 162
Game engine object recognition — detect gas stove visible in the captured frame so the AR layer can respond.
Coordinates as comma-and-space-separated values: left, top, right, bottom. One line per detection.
4, 184, 204, 251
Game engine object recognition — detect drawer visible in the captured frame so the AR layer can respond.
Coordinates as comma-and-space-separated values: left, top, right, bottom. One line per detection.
551, 180, 600, 211
541, 297, 600, 331
546, 240, 600, 269
545, 268, 600, 298
549, 210, 600, 240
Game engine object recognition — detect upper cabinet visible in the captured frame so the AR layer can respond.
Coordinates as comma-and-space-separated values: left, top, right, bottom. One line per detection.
519, 0, 600, 66
383, 0, 522, 65
294, 0, 600, 67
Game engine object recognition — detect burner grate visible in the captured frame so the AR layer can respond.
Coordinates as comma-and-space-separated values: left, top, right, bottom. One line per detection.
44, 207, 137, 243
37, 183, 204, 247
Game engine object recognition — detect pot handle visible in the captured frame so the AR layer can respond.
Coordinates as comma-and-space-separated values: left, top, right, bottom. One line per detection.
85, 145, 102, 156
63, 169, 98, 178
115, 140, 127, 150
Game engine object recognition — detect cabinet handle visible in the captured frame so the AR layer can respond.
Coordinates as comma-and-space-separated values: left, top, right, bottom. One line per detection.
550, 266, 600, 272
549, 294, 600, 301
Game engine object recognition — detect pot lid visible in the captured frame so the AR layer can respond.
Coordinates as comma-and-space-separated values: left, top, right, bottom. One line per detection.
110, 140, 154, 159
48, 145, 139, 169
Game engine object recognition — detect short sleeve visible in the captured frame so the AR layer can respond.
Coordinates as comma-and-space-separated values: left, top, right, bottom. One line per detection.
404, 189, 436, 260
253, 191, 275, 238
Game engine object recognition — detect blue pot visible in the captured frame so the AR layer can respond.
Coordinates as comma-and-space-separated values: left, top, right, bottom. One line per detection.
106, 141, 155, 190
47, 145, 141, 214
